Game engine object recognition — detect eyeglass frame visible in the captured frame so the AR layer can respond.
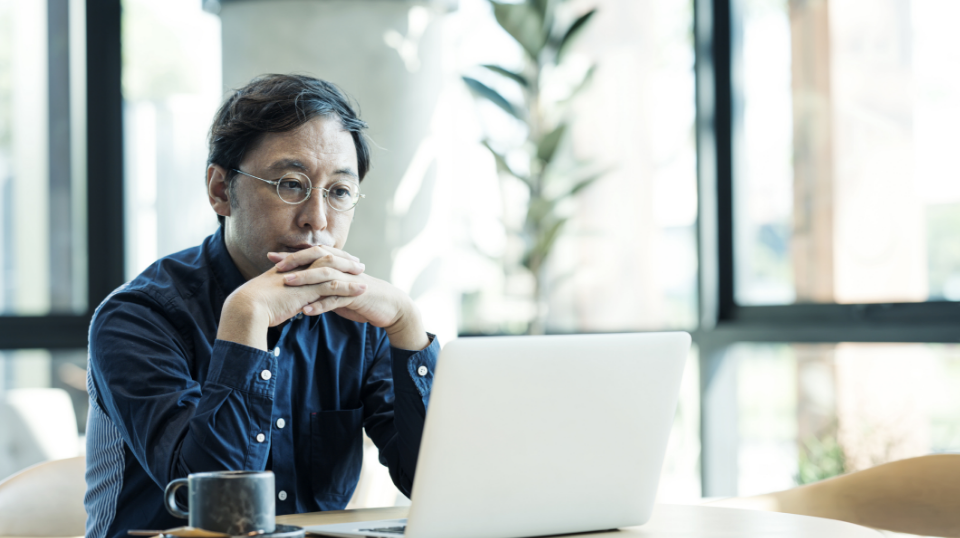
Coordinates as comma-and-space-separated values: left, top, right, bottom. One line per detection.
231, 168, 365, 211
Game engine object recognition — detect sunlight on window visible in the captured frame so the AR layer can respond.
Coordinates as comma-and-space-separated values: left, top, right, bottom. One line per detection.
122, 0, 222, 279
736, 0, 960, 306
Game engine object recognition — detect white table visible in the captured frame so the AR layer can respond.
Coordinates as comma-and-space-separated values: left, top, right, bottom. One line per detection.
277, 503, 883, 537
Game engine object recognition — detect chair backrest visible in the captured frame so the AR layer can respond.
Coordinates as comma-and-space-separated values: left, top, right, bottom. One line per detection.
707, 454, 960, 537
0, 456, 87, 537
0, 388, 81, 479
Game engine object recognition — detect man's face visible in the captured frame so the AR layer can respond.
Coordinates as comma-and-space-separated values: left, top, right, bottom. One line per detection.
214, 115, 360, 280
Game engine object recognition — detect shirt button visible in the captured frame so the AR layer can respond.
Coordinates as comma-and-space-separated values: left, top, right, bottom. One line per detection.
278, 490, 287, 501
256, 433, 265, 443
273, 347, 280, 357
276, 418, 286, 429
296, 313, 303, 320
260, 370, 272, 381
417, 365, 428, 377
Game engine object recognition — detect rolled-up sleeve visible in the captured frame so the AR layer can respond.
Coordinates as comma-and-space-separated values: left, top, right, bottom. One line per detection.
360, 331, 439, 496
88, 289, 276, 489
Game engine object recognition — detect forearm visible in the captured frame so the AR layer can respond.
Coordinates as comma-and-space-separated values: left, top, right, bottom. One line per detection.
217, 293, 271, 351
364, 334, 439, 495
91, 299, 276, 488
384, 299, 430, 352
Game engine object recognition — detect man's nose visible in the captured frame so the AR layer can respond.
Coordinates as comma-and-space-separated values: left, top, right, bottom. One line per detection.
297, 189, 328, 230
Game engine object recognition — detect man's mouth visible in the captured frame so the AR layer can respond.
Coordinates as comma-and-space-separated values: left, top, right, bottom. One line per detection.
283, 243, 329, 252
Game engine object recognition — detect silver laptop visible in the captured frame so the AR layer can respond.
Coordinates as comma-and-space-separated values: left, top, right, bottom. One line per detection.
306, 332, 690, 538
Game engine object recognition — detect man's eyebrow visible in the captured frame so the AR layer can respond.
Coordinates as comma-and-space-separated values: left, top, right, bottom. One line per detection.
332, 168, 359, 180
265, 160, 357, 180
265, 159, 310, 173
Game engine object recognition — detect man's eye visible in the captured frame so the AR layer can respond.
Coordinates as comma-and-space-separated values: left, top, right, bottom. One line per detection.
279, 179, 304, 190
330, 184, 356, 198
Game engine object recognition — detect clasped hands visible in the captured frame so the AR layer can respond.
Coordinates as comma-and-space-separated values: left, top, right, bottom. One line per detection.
219, 246, 428, 351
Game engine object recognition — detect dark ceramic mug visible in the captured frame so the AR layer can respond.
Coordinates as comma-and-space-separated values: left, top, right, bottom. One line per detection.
164, 470, 276, 535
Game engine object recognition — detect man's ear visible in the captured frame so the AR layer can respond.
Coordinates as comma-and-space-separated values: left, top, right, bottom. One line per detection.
207, 164, 232, 218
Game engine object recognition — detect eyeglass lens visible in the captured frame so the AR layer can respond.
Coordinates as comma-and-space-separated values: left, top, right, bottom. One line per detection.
277, 174, 360, 210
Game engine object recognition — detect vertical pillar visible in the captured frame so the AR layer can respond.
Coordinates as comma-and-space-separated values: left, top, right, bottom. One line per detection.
49, 0, 73, 312
789, 0, 834, 303
699, 341, 739, 496
695, 0, 738, 496
85, 0, 125, 309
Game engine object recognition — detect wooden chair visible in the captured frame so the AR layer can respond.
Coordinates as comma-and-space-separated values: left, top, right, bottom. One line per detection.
708, 454, 960, 537
0, 456, 86, 537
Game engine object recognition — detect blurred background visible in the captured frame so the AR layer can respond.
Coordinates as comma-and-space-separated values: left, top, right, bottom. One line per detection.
0, 0, 957, 507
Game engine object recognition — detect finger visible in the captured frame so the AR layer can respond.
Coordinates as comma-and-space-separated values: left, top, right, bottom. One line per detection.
273, 246, 334, 271
303, 295, 353, 316
267, 251, 291, 264
274, 246, 364, 273
294, 278, 366, 298
281, 254, 365, 279
320, 245, 360, 263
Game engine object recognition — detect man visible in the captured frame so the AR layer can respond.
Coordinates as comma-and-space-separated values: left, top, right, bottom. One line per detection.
84, 74, 438, 538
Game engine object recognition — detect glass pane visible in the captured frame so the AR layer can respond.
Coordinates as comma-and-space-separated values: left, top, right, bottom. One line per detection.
0, 349, 88, 480
657, 346, 701, 502
735, 0, 960, 305
732, 342, 960, 496
122, 0, 221, 280
451, 0, 698, 333
0, 0, 88, 315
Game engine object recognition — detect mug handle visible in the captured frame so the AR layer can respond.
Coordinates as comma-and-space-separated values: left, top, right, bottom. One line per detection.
164, 478, 189, 519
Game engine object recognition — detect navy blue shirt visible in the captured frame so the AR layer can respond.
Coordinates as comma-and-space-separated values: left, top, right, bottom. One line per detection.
84, 228, 438, 538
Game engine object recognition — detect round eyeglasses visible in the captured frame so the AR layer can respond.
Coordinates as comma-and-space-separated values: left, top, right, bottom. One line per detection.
232, 169, 364, 211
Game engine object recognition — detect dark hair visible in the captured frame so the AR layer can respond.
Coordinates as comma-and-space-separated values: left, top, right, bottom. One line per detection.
207, 74, 370, 225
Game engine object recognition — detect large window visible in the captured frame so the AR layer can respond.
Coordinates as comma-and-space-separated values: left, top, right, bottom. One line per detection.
0, 0, 123, 480
735, 0, 960, 306
733, 342, 960, 496
122, 0, 221, 278
0, 0, 87, 316
696, 0, 960, 497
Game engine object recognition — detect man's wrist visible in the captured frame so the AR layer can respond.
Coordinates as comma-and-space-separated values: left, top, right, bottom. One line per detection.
385, 299, 430, 351
217, 291, 270, 351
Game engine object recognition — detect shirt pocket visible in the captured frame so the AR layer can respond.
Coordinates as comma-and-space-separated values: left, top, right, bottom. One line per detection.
310, 405, 364, 498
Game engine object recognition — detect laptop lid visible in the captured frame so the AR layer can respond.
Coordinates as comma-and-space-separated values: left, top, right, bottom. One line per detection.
405, 332, 690, 538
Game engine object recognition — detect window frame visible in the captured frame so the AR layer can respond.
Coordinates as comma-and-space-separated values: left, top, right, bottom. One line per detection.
0, 0, 124, 350
694, 0, 960, 497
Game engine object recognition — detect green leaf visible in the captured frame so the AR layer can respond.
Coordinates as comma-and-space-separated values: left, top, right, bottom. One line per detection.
556, 9, 596, 59
530, 0, 550, 17
532, 171, 605, 223
556, 168, 612, 202
462, 76, 523, 120
526, 195, 553, 223
567, 63, 596, 100
565, 171, 603, 198
491, 1, 547, 60
523, 217, 569, 271
536, 122, 567, 164
482, 64, 529, 88
481, 139, 533, 190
